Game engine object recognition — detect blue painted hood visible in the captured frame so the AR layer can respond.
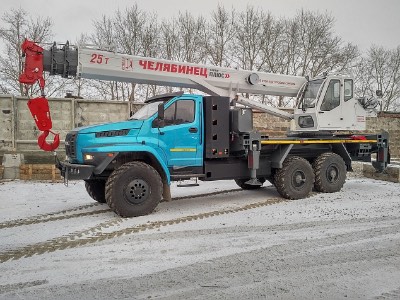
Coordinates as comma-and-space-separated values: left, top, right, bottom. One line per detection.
75, 120, 144, 134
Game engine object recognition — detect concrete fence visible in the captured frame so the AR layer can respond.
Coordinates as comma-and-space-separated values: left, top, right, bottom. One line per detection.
0, 95, 136, 153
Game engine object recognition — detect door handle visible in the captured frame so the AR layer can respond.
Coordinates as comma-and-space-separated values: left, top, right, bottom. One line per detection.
189, 127, 198, 133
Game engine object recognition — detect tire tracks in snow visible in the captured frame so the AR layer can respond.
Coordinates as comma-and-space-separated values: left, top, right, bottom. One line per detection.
0, 203, 103, 229
0, 188, 243, 229
0, 195, 285, 263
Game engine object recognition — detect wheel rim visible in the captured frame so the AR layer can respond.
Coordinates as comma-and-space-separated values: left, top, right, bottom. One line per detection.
292, 169, 306, 189
124, 179, 150, 204
325, 164, 339, 183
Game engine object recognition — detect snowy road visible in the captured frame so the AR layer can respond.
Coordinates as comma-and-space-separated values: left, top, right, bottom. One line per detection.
0, 176, 399, 299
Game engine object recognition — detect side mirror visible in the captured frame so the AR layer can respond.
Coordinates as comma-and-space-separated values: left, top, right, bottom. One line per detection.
376, 90, 383, 97
158, 103, 165, 120
152, 103, 165, 128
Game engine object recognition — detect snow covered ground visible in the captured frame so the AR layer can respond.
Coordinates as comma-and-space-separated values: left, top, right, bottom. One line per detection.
0, 175, 399, 299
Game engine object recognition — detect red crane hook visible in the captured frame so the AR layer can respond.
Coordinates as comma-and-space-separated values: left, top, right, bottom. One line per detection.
27, 96, 60, 151
38, 130, 60, 152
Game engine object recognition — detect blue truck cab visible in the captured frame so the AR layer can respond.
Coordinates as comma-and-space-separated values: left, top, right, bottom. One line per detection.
59, 92, 214, 217
60, 92, 272, 217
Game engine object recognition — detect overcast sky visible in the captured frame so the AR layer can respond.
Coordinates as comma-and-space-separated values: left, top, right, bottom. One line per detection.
1, 0, 400, 52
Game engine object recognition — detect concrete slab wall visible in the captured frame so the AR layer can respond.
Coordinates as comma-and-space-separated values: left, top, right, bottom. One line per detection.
0, 95, 14, 151
0, 95, 138, 154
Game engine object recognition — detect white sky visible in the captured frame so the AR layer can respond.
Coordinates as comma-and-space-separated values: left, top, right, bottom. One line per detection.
1, 0, 400, 51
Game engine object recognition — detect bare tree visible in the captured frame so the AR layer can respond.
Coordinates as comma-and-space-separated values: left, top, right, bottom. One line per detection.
285, 10, 359, 77
260, 16, 286, 74
356, 46, 400, 111
0, 8, 53, 96
90, 4, 157, 102
107, 6, 145, 101
205, 5, 235, 67
160, 20, 181, 61
176, 11, 206, 64
258, 10, 359, 107
91, 14, 120, 100
140, 12, 162, 99
232, 6, 267, 71
354, 56, 373, 98
92, 15, 115, 48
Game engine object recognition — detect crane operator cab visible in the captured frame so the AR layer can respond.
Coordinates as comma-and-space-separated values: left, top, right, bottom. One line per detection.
294, 74, 374, 132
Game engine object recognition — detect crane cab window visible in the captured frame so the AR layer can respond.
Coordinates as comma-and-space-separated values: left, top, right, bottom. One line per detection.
344, 79, 353, 102
320, 79, 340, 111
164, 100, 195, 126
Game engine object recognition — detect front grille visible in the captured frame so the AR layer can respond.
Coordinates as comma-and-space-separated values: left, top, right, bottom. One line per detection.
65, 132, 77, 159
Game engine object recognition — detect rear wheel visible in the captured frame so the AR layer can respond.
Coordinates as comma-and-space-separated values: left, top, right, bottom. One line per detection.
274, 156, 314, 199
234, 178, 265, 190
313, 152, 346, 193
84, 179, 106, 203
105, 161, 163, 217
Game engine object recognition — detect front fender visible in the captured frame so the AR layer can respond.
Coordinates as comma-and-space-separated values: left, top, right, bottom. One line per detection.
83, 144, 170, 184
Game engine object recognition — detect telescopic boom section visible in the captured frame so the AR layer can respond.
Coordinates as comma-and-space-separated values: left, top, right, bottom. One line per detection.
41, 42, 306, 119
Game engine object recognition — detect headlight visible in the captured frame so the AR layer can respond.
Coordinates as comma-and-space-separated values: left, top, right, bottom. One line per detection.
84, 154, 95, 161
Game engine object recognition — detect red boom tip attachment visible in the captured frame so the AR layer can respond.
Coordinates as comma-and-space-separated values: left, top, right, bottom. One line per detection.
19, 39, 45, 90
20, 40, 60, 152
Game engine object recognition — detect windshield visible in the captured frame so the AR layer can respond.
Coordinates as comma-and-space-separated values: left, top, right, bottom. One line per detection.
130, 101, 163, 120
297, 78, 325, 109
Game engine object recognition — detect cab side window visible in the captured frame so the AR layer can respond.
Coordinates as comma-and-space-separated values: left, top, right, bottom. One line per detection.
320, 79, 340, 111
344, 79, 353, 102
164, 100, 195, 126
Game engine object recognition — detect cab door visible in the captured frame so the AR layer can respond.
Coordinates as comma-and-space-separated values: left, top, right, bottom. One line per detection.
155, 96, 203, 167
340, 79, 365, 130
316, 78, 343, 130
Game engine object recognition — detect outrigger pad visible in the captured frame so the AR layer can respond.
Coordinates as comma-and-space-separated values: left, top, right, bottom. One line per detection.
244, 178, 263, 186
27, 96, 53, 131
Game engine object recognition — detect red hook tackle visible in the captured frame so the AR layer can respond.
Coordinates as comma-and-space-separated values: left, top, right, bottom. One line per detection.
27, 96, 60, 151
38, 130, 60, 152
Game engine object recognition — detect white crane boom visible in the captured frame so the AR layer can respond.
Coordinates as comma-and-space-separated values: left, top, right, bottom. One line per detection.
77, 48, 306, 119
27, 41, 369, 132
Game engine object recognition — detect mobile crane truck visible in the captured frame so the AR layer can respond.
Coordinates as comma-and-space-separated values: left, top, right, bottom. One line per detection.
18, 39, 389, 217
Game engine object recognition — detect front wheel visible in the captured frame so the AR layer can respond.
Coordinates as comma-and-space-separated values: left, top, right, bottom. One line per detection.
105, 161, 163, 217
84, 179, 106, 203
274, 156, 314, 199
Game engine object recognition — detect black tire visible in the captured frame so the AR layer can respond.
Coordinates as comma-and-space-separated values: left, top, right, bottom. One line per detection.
105, 161, 162, 217
274, 156, 314, 199
313, 152, 346, 193
234, 178, 265, 190
84, 180, 106, 203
